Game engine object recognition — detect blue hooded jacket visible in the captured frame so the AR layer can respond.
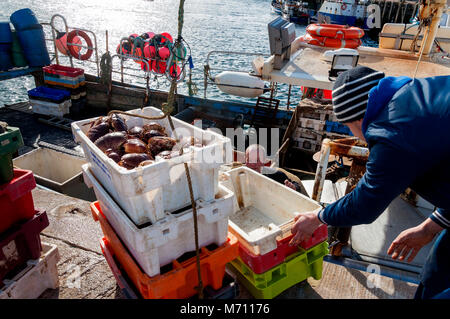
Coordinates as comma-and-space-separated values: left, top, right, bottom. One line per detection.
319, 75, 450, 229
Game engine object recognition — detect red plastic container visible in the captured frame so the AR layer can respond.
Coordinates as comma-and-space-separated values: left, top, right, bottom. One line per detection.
42, 64, 84, 78
239, 224, 328, 274
0, 210, 49, 285
0, 169, 36, 234
300, 86, 332, 100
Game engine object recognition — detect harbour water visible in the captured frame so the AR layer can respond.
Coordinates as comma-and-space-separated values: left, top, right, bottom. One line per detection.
0, 0, 376, 108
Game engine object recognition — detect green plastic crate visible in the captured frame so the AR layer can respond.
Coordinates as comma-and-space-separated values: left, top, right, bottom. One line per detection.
0, 126, 24, 184
229, 241, 328, 299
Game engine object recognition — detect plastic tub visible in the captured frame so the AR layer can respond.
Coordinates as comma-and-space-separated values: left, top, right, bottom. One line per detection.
229, 241, 328, 299
10, 9, 41, 32
43, 75, 85, 89
86, 162, 234, 277
238, 225, 328, 274
0, 169, 36, 234
73, 106, 232, 225
93, 205, 238, 299
0, 210, 49, 285
30, 98, 71, 117
221, 166, 321, 256
13, 148, 95, 202
27, 86, 71, 104
42, 64, 84, 78
0, 243, 59, 299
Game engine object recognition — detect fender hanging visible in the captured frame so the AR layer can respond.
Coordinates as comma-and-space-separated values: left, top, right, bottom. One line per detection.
67, 30, 93, 60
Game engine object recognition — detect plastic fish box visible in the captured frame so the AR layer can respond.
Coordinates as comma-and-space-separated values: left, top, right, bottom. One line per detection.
92, 205, 238, 299
43, 72, 85, 85
44, 75, 85, 89
0, 242, 59, 299
27, 86, 71, 104
99, 237, 140, 299
73, 106, 232, 225
238, 224, 328, 274
86, 165, 234, 277
0, 169, 36, 234
42, 64, 84, 78
228, 241, 328, 299
30, 98, 71, 118
100, 236, 239, 300
298, 118, 325, 131
221, 166, 321, 256
0, 210, 49, 285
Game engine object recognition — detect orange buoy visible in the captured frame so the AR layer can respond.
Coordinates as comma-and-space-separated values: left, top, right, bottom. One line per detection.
55, 32, 81, 56
160, 32, 173, 44
300, 33, 361, 49
158, 46, 170, 59
66, 30, 94, 60
152, 60, 167, 74
168, 63, 181, 80
306, 24, 364, 39
144, 43, 156, 59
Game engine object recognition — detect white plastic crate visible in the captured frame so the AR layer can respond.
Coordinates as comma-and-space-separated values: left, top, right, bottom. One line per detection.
30, 98, 71, 117
82, 164, 235, 277
221, 166, 321, 255
298, 118, 325, 131
0, 243, 59, 299
294, 137, 322, 153
72, 106, 232, 226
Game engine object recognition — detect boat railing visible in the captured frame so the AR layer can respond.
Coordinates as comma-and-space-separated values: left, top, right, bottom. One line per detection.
41, 14, 100, 77
204, 50, 270, 99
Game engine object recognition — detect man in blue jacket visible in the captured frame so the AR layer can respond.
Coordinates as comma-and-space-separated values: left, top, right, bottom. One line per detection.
289, 66, 450, 299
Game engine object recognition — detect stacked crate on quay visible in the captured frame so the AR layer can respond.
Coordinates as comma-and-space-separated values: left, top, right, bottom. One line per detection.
221, 167, 329, 299
75, 107, 240, 299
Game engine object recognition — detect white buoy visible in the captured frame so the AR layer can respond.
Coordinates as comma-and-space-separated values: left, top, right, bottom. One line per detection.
214, 71, 265, 98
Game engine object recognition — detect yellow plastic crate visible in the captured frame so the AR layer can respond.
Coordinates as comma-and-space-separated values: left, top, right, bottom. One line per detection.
229, 241, 328, 299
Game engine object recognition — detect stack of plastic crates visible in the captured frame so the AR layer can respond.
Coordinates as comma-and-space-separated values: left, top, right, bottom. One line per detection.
221, 166, 329, 299
0, 125, 59, 298
91, 201, 239, 299
292, 98, 352, 154
42, 64, 87, 116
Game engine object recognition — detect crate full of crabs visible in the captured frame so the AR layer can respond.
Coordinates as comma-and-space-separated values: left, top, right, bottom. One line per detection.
72, 107, 232, 226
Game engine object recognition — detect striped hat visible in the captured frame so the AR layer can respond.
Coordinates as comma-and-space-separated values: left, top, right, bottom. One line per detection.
332, 66, 385, 123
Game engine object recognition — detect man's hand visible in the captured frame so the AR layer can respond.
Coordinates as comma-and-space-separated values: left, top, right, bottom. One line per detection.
284, 179, 296, 191
387, 218, 443, 263
289, 208, 324, 246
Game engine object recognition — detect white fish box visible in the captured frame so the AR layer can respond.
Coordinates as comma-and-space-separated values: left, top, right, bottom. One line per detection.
30, 98, 71, 117
82, 164, 234, 277
221, 166, 321, 255
298, 117, 325, 131
72, 106, 232, 226
0, 243, 59, 299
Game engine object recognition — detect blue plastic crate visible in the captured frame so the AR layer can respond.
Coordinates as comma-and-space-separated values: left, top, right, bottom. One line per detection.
325, 121, 352, 135
27, 86, 71, 104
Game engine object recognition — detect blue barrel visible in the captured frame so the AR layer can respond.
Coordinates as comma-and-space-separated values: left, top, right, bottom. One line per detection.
10, 8, 41, 32
0, 51, 13, 71
0, 22, 13, 44
17, 26, 50, 67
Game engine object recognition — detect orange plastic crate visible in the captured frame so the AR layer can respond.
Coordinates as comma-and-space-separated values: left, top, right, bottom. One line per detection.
90, 201, 238, 299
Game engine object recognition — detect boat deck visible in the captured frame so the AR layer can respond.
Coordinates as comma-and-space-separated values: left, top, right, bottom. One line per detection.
264, 44, 450, 90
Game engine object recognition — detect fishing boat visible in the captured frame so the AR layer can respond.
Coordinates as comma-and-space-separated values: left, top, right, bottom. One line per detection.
1, 0, 450, 298
281, 0, 314, 25
271, 0, 283, 15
